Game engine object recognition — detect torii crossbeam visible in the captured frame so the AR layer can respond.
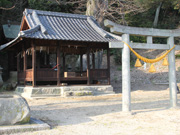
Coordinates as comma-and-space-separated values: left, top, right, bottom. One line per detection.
105, 19, 180, 112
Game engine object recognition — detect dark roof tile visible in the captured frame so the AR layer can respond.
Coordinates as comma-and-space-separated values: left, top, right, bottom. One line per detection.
20, 9, 118, 42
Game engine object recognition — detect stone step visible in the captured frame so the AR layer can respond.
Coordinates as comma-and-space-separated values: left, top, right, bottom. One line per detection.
15, 85, 114, 98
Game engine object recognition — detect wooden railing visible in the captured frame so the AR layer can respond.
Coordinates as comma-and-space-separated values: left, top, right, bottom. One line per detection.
18, 69, 56, 82
36, 69, 57, 81
90, 69, 108, 80
18, 69, 108, 83
18, 69, 33, 81
25, 69, 32, 81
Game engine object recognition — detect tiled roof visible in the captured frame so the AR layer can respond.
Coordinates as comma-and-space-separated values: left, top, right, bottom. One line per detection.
20, 9, 118, 42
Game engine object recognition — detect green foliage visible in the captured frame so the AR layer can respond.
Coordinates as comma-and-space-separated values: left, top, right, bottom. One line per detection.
127, 0, 180, 29
175, 54, 180, 59
0, 0, 12, 8
117, 66, 122, 71
110, 49, 135, 67
114, 76, 118, 82
110, 48, 122, 65
125, 8, 156, 28
153, 37, 167, 44
130, 36, 146, 43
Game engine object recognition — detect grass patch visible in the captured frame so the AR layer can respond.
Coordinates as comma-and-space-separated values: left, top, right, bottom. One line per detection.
175, 54, 180, 58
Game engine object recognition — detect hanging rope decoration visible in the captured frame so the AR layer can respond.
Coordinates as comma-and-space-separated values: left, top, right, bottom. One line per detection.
121, 41, 175, 73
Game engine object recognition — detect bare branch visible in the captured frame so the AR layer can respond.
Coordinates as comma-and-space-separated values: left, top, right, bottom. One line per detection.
55, 0, 147, 25
0, 5, 15, 10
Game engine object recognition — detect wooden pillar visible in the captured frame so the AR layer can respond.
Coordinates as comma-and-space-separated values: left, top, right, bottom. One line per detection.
122, 34, 131, 112
107, 47, 110, 85
80, 54, 83, 73
57, 45, 61, 86
32, 42, 36, 87
168, 36, 177, 108
87, 48, 90, 85
23, 45, 27, 85
63, 54, 65, 72
17, 52, 20, 85
92, 53, 95, 69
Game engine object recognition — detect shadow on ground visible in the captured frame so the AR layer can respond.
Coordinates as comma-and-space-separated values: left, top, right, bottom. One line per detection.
29, 97, 177, 128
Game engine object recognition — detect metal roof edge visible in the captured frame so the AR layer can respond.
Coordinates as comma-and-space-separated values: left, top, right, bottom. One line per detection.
0, 36, 20, 51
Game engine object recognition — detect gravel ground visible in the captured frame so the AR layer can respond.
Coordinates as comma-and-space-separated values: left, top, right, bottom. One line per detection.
8, 88, 180, 135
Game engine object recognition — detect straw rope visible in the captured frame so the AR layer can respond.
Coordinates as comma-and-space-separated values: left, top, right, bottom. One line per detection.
122, 41, 175, 63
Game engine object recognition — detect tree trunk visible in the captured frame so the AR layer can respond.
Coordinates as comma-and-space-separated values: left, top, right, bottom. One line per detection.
86, 0, 108, 25
153, 2, 162, 28
85, 0, 108, 69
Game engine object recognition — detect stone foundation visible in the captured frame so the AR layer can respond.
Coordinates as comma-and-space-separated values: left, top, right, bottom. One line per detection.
15, 85, 114, 98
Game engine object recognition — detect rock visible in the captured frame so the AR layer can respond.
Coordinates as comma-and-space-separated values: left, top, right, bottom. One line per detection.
0, 95, 30, 125
0, 82, 17, 91
11, 82, 17, 89
0, 83, 13, 91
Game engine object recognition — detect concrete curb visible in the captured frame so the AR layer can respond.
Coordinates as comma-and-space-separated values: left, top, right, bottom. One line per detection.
0, 118, 50, 135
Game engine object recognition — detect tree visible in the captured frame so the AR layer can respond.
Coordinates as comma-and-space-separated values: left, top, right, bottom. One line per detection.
55, 0, 145, 25
0, 0, 14, 10
136, 0, 180, 28
0, 0, 28, 25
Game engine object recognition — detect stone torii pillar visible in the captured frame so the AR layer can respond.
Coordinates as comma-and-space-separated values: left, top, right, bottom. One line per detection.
168, 36, 177, 107
104, 19, 179, 112
122, 34, 131, 112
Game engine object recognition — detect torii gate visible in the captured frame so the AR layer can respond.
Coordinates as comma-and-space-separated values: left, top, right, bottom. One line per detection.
104, 19, 180, 112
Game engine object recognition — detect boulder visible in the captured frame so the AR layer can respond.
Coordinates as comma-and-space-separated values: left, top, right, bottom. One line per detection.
0, 95, 30, 125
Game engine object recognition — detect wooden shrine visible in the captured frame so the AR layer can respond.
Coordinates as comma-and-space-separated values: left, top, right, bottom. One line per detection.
0, 9, 118, 87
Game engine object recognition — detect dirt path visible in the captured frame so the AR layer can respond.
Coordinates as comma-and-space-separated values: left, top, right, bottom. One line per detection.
10, 87, 180, 135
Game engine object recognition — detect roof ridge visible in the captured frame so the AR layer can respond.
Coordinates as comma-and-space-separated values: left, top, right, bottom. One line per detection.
24, 8, 89, 19
32, 11, 47, 34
